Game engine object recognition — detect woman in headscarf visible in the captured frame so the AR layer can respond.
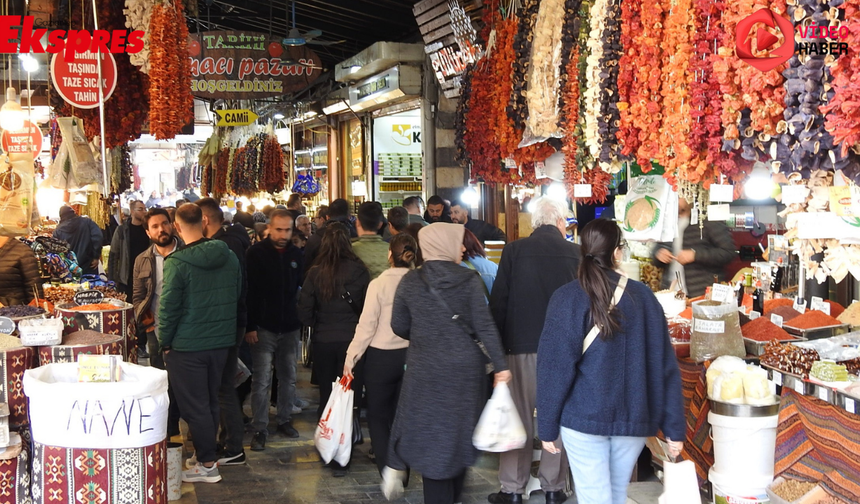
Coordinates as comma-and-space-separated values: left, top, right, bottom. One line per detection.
382, 223, 511, 504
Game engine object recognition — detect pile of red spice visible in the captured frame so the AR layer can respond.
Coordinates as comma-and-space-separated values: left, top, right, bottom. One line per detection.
764, 298, 794, 314
786, 310, 843, 330
742, 317, 795, 342
826, 300, 845, 318
769, 305, 801, 322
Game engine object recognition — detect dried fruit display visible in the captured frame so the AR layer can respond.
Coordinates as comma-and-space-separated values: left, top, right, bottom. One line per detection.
760, 340, 820, 378
628, 0, 665, 170
509, 0, 541, 129
148, 1, 194, 140
124, 0, 154, 73
524, 0, 566, 139
583, 0, 609, 161
616, 0, 642, 158
595, 0, 623, 172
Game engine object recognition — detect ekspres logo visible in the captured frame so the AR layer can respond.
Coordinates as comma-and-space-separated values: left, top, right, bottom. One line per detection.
736, 8, 795, 72
0, 16, 144, 62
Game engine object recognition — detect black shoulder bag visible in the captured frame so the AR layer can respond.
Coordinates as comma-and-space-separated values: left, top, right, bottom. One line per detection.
418, 269, 494, 374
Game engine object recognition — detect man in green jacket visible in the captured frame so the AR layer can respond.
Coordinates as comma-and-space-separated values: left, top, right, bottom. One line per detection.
157, 204, 241, 484
352, 201, 390, 279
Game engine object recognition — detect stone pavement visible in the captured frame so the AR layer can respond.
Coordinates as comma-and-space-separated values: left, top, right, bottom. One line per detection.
173, 367, 694, 504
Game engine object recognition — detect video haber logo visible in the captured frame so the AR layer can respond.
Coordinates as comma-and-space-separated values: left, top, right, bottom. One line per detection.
0, 16, 144, 62
735, 8, 794, 72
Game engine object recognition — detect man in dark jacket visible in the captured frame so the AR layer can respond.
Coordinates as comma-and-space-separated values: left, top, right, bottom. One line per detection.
403, 196, 428, 227
653, 198, 736, 297
53, 205, 104, 275
424, 195, 452, 223
487, 197, 580, 504
245, 209, 304, 450
196, 198, 249, 465
108, 200, 149, 300
233, 201, 255, 229
158, 204, 241, 484
450, 200, 507, 243
303, 198, 356, 276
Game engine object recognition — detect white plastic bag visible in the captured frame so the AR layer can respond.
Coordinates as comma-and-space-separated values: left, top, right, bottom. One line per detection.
658, 460, 700, 504
473, 383, 527, 452
314, 375, 354, 465
235, 358, 251, 388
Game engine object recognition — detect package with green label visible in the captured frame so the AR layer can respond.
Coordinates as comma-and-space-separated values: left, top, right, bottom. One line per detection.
622, 175, 670, 241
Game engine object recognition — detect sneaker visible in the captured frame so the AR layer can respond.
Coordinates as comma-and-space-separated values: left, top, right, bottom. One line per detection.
137, 346, 149, 359
217, 451, 246, 466
182, 463, 221, 483
185, 453, 197, 470
294, 398, 310, 409
277, 422, 299, 438
250, 431, 267, 451
332, 464, 349, 477
291, 405, 302, 415
381, 466, 406, 501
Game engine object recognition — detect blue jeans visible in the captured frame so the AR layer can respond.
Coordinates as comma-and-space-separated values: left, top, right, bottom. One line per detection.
250, 328, 299, 432
560, 427, 646, 504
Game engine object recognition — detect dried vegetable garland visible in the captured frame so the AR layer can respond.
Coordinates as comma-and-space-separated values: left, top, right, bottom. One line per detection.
688, 0, 726, 172
509, 0, 541, 128
583, 0, 609, 162
524, 0, 566, 139
616, 0, 643, 158
562, 46, 583, 190
123, 0, 154, 73
823, 0, 860, 157
628, 0, 665, 171
595, 0, 623, 172
57, 0, 149, 148
109, 144, 132, 194
148, 0, 194, 140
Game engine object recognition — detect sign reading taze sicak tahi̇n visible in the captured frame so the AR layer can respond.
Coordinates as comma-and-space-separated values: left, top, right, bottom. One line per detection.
188, 30, 323, 100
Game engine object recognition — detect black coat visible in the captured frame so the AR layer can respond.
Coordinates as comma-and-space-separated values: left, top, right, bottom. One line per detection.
653, 221, 736, 297
53, 215, 103, 272
0, 238, 41, 306
297, 258, 369, 343
465, 218, 507, 243
490, 225, 581, 354
246, 239, 304, 333
387, 261, 508, 479
302, 216, 358, 277
213, 224, 251, 330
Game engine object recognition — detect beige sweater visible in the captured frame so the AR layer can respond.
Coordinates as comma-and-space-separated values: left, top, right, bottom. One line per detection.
345, 267, 410, 367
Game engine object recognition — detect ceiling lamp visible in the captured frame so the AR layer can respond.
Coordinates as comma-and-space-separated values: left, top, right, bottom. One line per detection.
0, 88, 25, 132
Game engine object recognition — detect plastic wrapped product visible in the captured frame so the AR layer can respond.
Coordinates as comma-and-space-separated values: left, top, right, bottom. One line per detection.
691, 300, 746, 362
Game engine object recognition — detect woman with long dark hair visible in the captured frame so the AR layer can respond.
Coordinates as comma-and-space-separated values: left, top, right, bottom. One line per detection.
343, 234, 421, 476
536, 219, 685, 504
298, 222, 370, 476
382, 223, 511, 504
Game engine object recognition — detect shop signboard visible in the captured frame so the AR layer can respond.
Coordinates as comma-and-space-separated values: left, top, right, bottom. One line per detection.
188, 30, 323, 100
1, 120, 43, 156
50, 50, 118, 109
413, 0, 482, 98
215, 109, 259, 127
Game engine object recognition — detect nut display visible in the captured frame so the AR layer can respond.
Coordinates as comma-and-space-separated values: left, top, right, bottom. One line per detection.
771, 479, 817, 501
44, 286, 75, 305
760, 340, 820, 378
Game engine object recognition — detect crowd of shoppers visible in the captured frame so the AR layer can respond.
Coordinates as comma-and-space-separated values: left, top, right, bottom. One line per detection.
0, 189, 690, 504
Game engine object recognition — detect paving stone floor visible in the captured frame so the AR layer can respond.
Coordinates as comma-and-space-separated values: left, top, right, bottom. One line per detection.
174, 366, 699, 504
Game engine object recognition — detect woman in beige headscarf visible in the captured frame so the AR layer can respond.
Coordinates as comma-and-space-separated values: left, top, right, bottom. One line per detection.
381, 223, 511, 504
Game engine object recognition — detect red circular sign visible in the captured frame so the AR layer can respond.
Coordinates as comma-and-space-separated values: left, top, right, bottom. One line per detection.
50, 50, 117, 109
2, 120, 43, 156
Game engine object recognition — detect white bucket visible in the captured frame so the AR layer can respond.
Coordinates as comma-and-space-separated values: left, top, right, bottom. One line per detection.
709, 411, 778, 479
709, 468, 772, 504
166, 442, 183, 501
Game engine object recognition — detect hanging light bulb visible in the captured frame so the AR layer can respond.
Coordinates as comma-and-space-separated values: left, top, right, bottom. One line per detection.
18, 54, 38, 73
0, 88, 25, 132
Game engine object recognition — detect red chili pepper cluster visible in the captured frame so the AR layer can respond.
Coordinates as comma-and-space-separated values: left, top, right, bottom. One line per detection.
148, 1, 194, 140
823, 0, 860, 158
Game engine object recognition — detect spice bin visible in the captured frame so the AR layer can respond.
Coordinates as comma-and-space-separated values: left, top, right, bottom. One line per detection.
55, 302, 137, 363
783, 323, 850, 341
766, 477, 824, 504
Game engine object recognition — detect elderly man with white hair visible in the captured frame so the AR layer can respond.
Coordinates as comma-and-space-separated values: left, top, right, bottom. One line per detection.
487, 197, 582, 504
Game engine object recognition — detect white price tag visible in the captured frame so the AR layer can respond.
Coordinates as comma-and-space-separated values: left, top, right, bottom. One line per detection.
691, 205, 699, 225
782, 185, 808, 205
811, 296, 824, 307
846, 398, 856, 414
573, 184, 592, 198
773, 372, 782, 386
771, 314, 784, 328
534, 161, 549, 179
711, 283, 733, 303
504, 158, 517, 169
707, 204, 732, 221
709, 184, 735, 203
818, 386, 829, 401
749, 311, 761, 320
795, 380, 805, 393
794, 298, 807, 314
694, 319, 726, 334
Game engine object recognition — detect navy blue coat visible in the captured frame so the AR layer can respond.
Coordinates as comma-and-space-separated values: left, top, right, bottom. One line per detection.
536, 271, 686, 442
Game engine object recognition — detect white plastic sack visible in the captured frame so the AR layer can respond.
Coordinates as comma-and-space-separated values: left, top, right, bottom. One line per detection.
23, 362, 169, 449
235, 358, 251, 388
622, 175, 671, 242
473, 383, 527, 452
658, 460, 700, 504
314, 376, 354, 466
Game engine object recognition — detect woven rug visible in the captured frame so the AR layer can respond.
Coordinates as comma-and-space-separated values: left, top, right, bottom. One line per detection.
775, 389, 860, 502
677, 357, 713, 485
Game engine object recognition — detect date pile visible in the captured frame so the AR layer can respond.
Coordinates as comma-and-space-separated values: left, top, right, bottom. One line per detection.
760, 340, 820, 378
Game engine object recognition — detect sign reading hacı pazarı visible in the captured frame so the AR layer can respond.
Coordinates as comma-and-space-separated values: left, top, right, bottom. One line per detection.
188, 31, 322, 100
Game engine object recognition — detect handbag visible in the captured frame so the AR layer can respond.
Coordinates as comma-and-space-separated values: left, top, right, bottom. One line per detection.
581, 276, 628, 355
418, 269, 494, 374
